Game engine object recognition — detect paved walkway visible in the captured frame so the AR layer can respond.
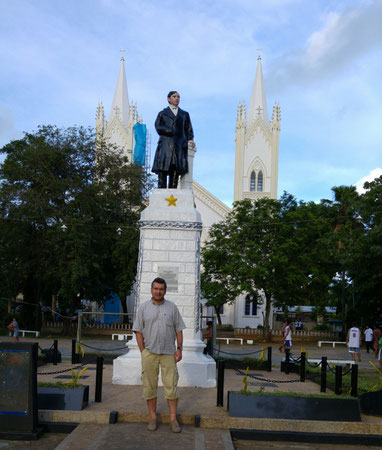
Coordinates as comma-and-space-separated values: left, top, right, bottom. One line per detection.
2, 337, 382, 449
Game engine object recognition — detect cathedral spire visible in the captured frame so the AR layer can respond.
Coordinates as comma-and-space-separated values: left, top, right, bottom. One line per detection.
109, 54, 130, 129
247, 53, 269, 127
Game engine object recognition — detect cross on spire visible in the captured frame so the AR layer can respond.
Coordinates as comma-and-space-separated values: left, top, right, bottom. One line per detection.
113, 105, 121, 117
257, 48, 262, 60
256, 106, 263, 116
120, 48, 126, 61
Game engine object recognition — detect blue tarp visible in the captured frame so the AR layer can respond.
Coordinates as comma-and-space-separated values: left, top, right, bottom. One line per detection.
133, 122, 146, 166
104, 293, 122, 323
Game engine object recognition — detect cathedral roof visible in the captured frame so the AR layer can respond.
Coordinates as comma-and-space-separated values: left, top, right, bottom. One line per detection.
109, 56, 130, 129
247, 54, 269, 127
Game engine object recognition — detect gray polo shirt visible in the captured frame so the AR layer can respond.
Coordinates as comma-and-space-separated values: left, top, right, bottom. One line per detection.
132, 299, 186, 355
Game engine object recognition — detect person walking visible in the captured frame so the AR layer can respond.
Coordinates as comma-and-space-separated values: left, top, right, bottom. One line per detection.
373, 326, 381, 359
284, 319, 293, 352
364, 325, 373, 354
203, 321, 213, 356
133, 277, 186, 433
346, 323, 362, 362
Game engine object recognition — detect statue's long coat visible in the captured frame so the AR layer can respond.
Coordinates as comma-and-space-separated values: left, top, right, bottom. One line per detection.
152, 106, 194, 176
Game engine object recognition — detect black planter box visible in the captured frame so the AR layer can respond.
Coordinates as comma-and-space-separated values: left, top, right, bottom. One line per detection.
38, 385, 89, 411
359, 389, 382, 416
228, 392, 361, 421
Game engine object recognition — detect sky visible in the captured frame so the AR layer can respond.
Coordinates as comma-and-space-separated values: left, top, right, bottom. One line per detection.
1, 0, 381, 206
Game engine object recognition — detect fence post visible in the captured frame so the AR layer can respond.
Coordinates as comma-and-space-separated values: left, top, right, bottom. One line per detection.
300, 352, 306, 382
351, 363, 358, 397
267, 347, 272, 372
71, 339, 77, 364
285, 349, 290, 374
320, 357, 327, 393
53, 339, 58, 365
335, 365, 342, 395
95, 356, 104, 402
217, 360, 225, 407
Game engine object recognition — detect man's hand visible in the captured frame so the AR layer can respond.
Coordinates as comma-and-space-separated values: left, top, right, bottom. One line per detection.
174, 349, 182, 363
188, 140, 195, 149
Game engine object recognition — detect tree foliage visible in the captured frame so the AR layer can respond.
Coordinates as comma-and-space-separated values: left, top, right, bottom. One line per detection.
0, 125, 152, 331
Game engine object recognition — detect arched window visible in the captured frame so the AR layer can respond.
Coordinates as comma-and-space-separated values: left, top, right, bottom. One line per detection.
250, 171, 256, 191
257, 171, 263, 192
244, 295, 258, 316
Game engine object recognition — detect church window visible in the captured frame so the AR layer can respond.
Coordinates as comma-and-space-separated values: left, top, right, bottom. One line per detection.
244, 295, 258, 316
257, 171, 263, 192
250, 171, 256, 191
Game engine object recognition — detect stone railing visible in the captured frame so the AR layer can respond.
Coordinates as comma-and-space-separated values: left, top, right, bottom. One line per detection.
235, 328, 339, 338
42, 321, 132, 336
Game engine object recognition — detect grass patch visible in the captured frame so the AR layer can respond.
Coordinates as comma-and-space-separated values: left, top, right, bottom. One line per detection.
38, 382, 83, 389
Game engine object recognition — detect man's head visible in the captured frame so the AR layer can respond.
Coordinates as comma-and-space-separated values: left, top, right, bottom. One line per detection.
167, 91, 180, 107
207, 321, 213, 327
151, 277, 167, 303
12, 317, 16, 322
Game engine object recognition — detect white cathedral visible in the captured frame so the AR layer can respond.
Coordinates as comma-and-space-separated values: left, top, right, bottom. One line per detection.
96, 54, 280, 330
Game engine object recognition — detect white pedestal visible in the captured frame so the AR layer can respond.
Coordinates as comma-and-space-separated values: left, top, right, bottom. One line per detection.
112, 187, 216, 388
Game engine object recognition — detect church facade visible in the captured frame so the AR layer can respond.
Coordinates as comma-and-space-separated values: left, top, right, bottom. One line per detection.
98, 54, 280, 330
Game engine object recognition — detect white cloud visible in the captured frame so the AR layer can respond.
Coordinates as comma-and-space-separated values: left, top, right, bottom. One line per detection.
355, 168, 382, 193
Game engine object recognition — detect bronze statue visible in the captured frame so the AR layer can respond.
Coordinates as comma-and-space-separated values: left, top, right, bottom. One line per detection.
152, 91, 195, 188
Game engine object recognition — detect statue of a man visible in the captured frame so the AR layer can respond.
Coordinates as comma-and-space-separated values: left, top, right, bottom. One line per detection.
152, 91, 195, 189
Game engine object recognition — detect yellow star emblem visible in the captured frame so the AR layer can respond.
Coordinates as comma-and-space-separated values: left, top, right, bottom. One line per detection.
165, 194, 178, 207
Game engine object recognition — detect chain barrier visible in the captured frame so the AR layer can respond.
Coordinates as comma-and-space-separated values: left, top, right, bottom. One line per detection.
306, 360, 322, 368
327, 363, 336, 374
232, 366, 301, 384
38, 362, 87, 376
212, 346, 263, 357
76, 340, 129, 352
342, 366, 353, 376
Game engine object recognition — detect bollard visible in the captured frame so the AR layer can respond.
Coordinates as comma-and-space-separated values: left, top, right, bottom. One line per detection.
335, 365, 342, 395
351, 364, 358, 397
300, 352, 306, 382
285, 349, 290, 375
95, 356, 104, 402
320, 357, 327, 393
267, 347, 272, 372
71, 339, 77, 364
53, 339, 58, 366
217, 360, 225, 407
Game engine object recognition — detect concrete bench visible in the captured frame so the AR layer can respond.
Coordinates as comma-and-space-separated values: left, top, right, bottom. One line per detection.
112, 333, 130, 341
216, 337, 243, 345
19, 330, 40, 337
308, 358, 356, 365
318, 341, 347, 348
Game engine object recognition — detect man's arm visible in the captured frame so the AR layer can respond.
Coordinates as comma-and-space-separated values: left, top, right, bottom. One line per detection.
135, 331, 145, 353
174, 330, 183, 363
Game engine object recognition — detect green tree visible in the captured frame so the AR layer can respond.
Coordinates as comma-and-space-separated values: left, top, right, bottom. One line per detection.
0, 125, 152, 332
201, 194, 334, 339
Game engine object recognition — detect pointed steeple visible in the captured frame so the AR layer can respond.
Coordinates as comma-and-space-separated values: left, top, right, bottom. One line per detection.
109, 56, 130, 128
247, 53, 269, 127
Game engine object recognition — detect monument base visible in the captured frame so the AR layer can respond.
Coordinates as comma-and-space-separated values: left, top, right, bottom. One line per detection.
112, 336, 216, 388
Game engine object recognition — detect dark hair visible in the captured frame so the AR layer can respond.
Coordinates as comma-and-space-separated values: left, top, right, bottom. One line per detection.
207, 321, 213, 326
167, 91, 179, 101
151, 277, 167, 289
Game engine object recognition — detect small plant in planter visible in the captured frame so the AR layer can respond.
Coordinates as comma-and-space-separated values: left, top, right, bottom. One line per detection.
38, 365, 89, 411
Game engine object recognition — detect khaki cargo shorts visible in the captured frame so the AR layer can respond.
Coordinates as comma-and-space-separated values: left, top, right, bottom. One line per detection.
141, 349, 179, 400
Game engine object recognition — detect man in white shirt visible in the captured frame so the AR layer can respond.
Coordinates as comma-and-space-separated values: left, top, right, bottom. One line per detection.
364, 325, 373, 354
346, 323, 362, 362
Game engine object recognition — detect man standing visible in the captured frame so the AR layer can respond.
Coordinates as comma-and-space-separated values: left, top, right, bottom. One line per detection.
152, 91, 195, 189
364, 325, 373, 354
284, 319, 293, 352
346, 323, 362, 362
133, 277, 186, 433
